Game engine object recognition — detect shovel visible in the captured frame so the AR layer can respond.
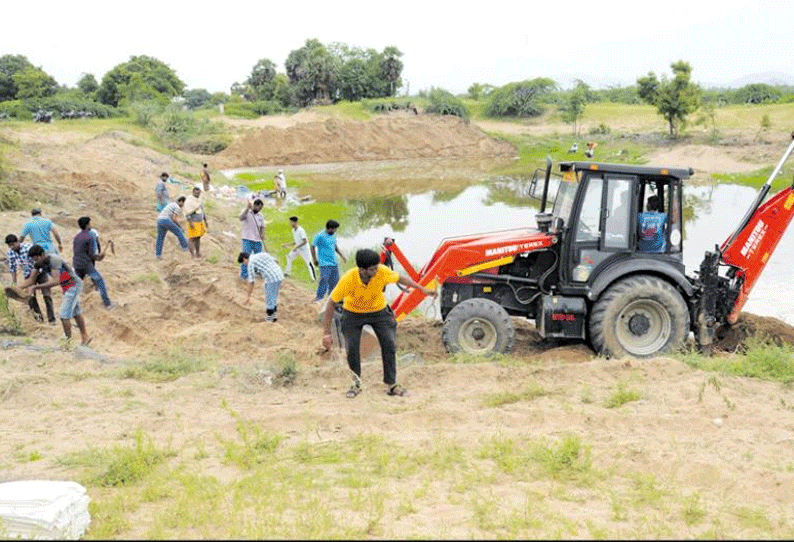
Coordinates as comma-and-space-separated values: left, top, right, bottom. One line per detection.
4, 286, 31, 303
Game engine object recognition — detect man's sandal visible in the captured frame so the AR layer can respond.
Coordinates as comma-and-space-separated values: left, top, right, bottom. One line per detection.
387, 384, 408, 397
346, 385, 361, 398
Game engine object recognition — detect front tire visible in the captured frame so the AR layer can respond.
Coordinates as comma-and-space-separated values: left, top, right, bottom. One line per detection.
589, 276, 689, 358
442, 298, 515, 355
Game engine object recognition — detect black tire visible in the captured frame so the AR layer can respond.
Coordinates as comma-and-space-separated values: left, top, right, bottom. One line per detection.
589, 275, 689, 359
442, 298, 515, 355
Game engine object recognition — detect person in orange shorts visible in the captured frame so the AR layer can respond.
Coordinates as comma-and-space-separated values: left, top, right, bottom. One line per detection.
183, 185, 209, 258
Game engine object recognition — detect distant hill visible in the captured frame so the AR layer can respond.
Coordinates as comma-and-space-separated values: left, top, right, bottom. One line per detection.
721, 72, 794, 88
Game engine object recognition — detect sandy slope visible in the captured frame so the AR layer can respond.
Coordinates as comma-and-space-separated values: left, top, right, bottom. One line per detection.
1, 111, 794, 538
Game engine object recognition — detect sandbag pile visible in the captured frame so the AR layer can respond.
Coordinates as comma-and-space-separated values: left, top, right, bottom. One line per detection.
0, 480, 90, 540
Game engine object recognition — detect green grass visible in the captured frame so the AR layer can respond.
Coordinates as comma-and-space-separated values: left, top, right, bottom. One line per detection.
119, 346, 211, 382
41, 417, 794, 539
681, 338, 794, 384
712, 163, 794, 189
482, 381, 550, 407
217, 405, 284, 470
57, 430, 173, 487
604, 381, 642, 408
0, 289, 24, 335
271, 351, 298, 386
132, 272, 161, 283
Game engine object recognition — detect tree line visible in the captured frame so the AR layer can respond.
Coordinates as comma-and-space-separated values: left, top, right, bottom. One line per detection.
1, 48, 792, 139
0, 39, 403, 117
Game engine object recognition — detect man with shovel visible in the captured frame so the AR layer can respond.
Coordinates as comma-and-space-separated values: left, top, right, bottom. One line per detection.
4, 234, 55, 323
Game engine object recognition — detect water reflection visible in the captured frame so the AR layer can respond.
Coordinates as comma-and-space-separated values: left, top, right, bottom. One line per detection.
339, 180, 794, 325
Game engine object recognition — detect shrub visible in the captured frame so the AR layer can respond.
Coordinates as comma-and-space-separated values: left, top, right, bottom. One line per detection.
485, 78, 556, 118
178, 134, 232, 154
222, 102, 259, 119
366, 99, 418, 114
271, 352, 298, 386
424, 87, 469, 120
222, 100, 285, 118
130, 100, 161, 126
0, 100, 33, 118
0, 181, 23, 211
588, 123, 611, 135
0, 96, 117, 119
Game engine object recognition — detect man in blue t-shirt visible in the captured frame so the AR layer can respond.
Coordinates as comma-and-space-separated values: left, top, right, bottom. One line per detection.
637, 195, 667, 253
20, 208, 63, 255
311, 219, 347, 302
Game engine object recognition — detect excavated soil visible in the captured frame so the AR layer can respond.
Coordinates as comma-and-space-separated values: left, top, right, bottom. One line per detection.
217, 114, 516, 167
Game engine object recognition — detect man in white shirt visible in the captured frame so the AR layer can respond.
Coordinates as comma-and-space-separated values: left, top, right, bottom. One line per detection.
155, 196, 189, 259
283, 216, 316, 281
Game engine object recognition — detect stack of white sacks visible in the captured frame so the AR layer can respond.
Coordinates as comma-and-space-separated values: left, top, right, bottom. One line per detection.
0, 480, 90, 539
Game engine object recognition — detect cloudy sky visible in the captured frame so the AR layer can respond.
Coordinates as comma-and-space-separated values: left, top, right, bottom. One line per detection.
3, 0, 792, 95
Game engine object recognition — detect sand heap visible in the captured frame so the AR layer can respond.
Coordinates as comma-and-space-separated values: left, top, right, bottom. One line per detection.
218, 115, 517, 167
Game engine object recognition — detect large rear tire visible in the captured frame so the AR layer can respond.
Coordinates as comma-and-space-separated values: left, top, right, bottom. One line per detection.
589, 275, 689, 359
442, 298, 515, 355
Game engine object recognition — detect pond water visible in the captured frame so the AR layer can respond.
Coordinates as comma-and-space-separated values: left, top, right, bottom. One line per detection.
230, 159, 794, 325
336, 181, 794, 325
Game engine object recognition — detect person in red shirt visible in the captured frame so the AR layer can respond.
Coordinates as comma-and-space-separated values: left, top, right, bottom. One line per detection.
28, 244, 91, 347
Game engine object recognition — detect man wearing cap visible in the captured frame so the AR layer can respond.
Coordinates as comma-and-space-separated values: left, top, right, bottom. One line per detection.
184, 185, 209, 258
20, 208, 62, 255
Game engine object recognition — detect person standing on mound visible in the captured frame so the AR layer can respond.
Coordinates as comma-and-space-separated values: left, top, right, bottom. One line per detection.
311, 219, 346, 303
321, 248, 437, 399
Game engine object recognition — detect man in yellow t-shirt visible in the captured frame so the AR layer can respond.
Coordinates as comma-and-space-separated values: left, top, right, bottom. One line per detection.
321, 248, 437, 398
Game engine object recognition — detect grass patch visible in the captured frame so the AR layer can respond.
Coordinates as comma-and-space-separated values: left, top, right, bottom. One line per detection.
120, 347, 210, 382
531, 434, 593, 480
256, 200, 355, 285
604, 381, 641, 408
681, 492, 707, 526
682, 338, 794, 384
477, 433, 593, 482
482, 381, 550, 407
447, 351, 514, 364
0, 288, 24, 335
132, 272, 161, 283
711, 165, 794, 189
217, 403, 284, 469
57, 430, 173, 487
271, 351, 298, 386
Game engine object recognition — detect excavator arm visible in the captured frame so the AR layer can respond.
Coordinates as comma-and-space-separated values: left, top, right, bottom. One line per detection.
719, 134, 794, 324
381, 230, 555, 321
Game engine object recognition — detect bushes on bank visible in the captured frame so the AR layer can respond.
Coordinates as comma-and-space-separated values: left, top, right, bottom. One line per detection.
423, 88, 469, 120
0, 96, 116, 119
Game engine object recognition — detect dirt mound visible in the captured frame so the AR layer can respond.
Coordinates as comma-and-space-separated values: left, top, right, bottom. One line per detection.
219, 115, 517, 167
715, 312, 794, 352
